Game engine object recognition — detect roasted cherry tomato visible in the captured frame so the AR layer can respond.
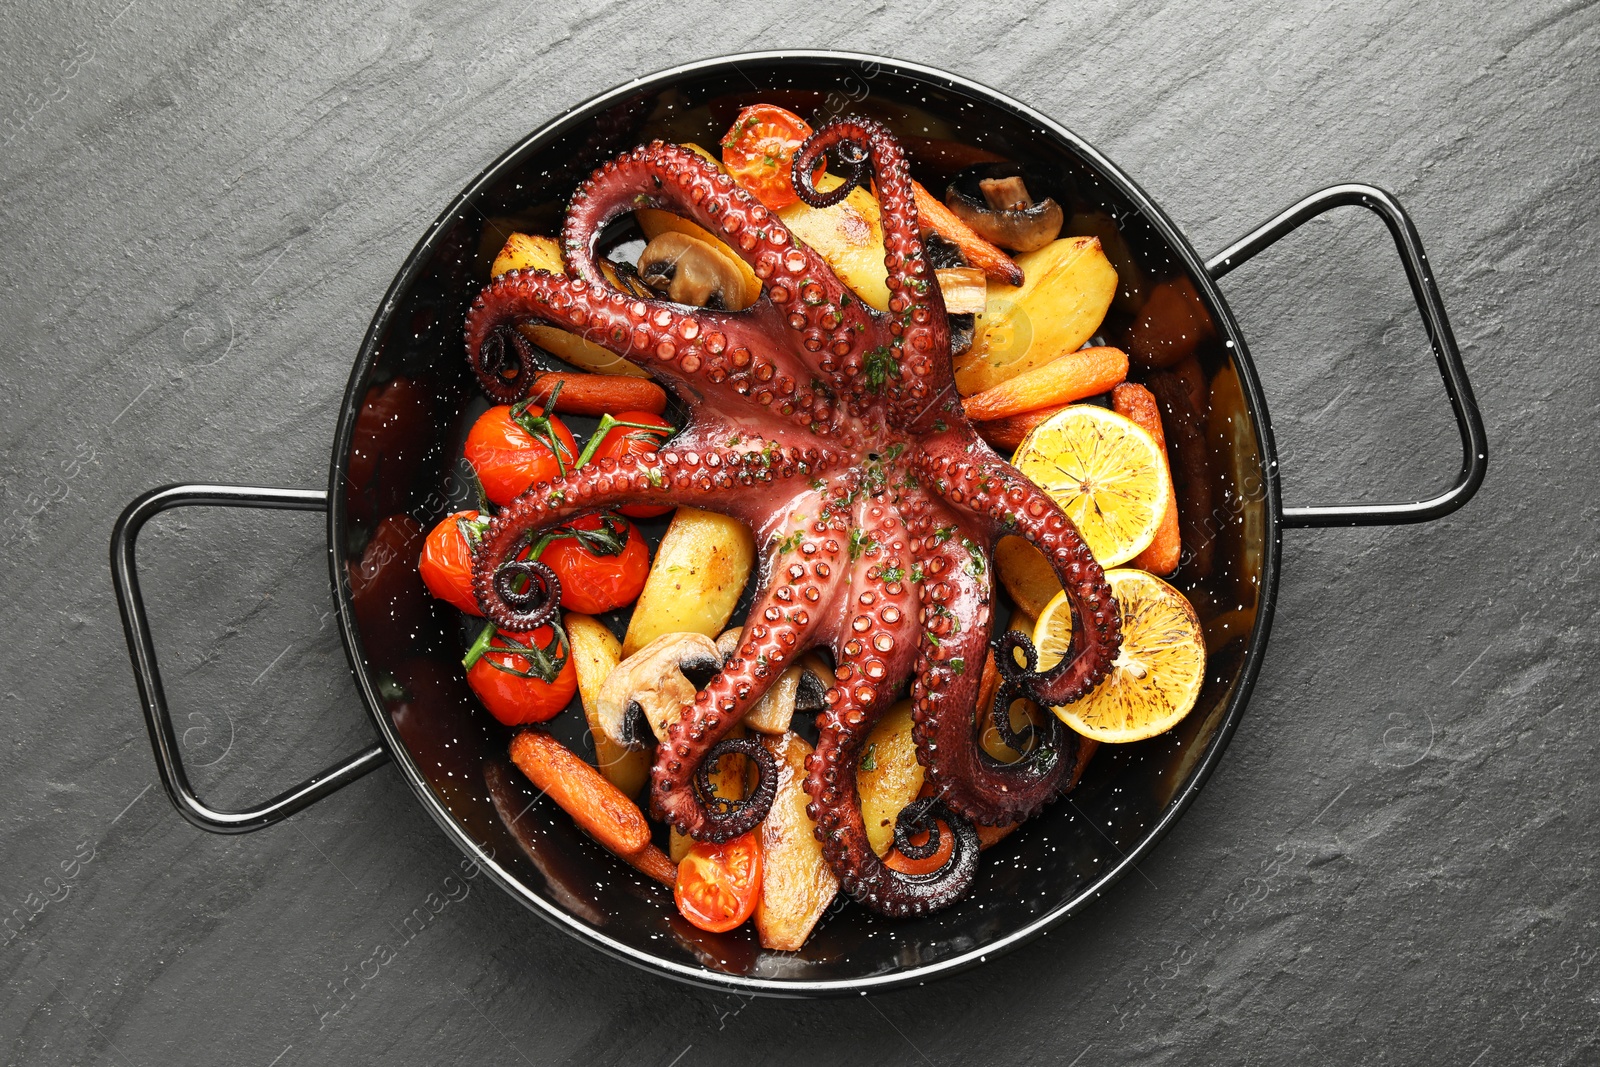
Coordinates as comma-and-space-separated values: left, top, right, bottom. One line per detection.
675, 828, 763, 933
466, 625, 577, 725
720, 104, 822, 211
464, 402, 579, 507
539, 513, 650, 614
588, 411, 675, 518
418, 510, 487, 615
884, 818, 956, 876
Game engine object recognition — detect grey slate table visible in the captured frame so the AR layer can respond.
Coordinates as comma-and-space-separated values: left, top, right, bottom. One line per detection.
4, 2, 1597, 1063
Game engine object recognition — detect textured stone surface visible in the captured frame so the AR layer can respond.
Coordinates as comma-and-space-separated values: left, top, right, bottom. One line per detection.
2, 1, 1597, 1063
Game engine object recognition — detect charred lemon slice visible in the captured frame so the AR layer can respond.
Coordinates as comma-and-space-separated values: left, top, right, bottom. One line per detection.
1011, 405, 1170, 567
1032, 569, 1206, 743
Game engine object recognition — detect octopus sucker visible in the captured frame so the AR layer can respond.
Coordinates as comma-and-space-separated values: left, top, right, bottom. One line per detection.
463, 117, 1120, 915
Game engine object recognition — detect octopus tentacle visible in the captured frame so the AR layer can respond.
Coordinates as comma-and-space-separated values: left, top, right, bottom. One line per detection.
460, 117, 1130, 919
804, 504, 980, 916
792, 118, 956, 435
915, 429, 1120, 707
471, 447, 841, 630
562, 142, 876, 391
463, 267, 716, 404
653, 501, 853, 839
904, 490, 1076, 826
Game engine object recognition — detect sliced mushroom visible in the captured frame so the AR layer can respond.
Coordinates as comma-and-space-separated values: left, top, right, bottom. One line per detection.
595, 632, 723, 748
712, 637, 832, 734
716, 627, 743, 663
945, 166, 1064, 253
638, 232, 753, 311
794, 652, 834, 715
745, 666, 801, 734
935, 267, 988, 315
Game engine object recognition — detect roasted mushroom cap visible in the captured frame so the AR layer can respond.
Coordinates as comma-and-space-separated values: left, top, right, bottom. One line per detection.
945, 165, 1065, 253
638, 232, 751, 310
595, 632, 724, 747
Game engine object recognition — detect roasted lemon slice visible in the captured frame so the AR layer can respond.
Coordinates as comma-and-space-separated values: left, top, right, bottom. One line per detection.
1032, 569, 1206, 743
1011, 405, 1170, 567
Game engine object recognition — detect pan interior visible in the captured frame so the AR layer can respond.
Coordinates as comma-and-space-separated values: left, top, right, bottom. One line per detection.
332, 55, 1273, 991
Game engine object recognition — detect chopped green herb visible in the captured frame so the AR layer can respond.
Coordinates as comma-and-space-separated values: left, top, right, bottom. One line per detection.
862, 346, 899, 393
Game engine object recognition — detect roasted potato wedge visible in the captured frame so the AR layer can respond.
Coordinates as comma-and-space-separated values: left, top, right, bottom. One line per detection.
755, 732, 838, 951
777, 174, 891, 311
565, 614, 649, 798
954, 236, 1118, 396
856, 699, 925, 858
623, 507, 755, 656
491, 232, 651, 378
994, 535, 1063, 620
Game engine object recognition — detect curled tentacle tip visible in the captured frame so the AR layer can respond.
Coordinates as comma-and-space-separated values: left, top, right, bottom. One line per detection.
486, 558, 561, 631
472, 323, 537, 403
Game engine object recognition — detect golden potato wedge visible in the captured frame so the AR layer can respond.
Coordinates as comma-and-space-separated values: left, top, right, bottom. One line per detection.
669, 723, 748, 862
492, 231, 562, 278
565, 614, 649, 798
755, 732, 838, 951
623, 507, 755, 656
744, 664, 801, 734
954, 236, 1118, 396
995, 535, 1062, 620
777, 174, 891, 311
856, 699, 925, 858
491, 232, 650, 378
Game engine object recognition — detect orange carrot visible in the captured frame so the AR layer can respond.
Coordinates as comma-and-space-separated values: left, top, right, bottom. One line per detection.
1112, 382, 1182, 575
631, 844, 679, 888
962, 346, 1128, 422
509, 731, 675, 883
528, 373, 668, 416
911, 181, 1024, 286
974, 404, 1071, 452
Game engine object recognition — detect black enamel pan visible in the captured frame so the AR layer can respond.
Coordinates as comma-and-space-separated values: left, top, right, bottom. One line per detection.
111, 51, 1485, 996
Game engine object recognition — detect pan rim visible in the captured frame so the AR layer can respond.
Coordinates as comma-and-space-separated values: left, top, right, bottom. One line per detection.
326, 49, 1283, 997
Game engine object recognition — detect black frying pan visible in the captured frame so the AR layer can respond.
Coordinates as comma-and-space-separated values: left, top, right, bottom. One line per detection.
111, 52, 1485, 996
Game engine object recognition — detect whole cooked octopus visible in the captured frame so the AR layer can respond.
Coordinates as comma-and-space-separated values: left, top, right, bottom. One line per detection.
462, 118, 1121, 917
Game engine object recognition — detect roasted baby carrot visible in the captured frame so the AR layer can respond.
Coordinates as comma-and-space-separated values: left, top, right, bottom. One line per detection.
911, 181, 1025, 287
509, 730, 675, 883
974, 404, 1071, 452
631, 844, 679, 888
528, 372, 668, 416
962, 346, 1128, 422
1112, 382, 1182, 575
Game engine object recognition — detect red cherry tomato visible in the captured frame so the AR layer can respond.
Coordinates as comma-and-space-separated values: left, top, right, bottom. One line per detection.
464, 403, 579, 507
884, 818, 956, 876
589, 411, 675, 518
720, 104, 822, 211
539, 513, 650, 614
418, 510, 487, 615
674, 828, 763, 933
466, 626, 577, 725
